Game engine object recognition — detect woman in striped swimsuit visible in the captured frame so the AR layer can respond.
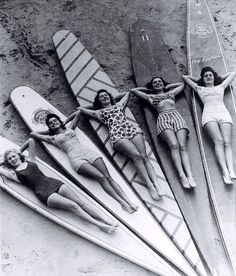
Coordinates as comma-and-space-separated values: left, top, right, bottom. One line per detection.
131, 77, 196, 189
183, 67, 236, 184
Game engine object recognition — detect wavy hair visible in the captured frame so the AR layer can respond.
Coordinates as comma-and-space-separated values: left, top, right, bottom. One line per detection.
198, 66, 222, 86
4, 149, 25, 168
45, 113, 66, 135
93, 89, 115, 110
146, 76, 169, 94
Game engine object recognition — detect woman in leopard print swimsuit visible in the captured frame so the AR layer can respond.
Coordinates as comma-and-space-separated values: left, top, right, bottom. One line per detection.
79, 89, 164, 201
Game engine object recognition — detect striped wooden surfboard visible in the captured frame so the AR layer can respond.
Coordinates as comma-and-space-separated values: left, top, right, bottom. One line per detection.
10, 86, 198, 276
52, 30, 206, 275
130, 19, 234, 275
187, 0, 236, 274
0, 136, 177, 276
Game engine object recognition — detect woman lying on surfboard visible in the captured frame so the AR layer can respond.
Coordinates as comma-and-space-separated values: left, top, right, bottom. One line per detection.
30, 111, 138, 213
130, 77, 196, 189
182, 67, 236, 184
78, 89, 164, 201
0, 138, 117, 233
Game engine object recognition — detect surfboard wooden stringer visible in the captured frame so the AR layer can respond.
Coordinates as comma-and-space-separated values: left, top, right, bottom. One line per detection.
187, 0, 236, 274
52, 30, 207, 276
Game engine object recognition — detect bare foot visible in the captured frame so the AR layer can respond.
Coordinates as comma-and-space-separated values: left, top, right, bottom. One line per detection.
229, 172, 236, 180
223, 173, 233, 184
100, 225, 117, 234
121, 203, 136, 214
149, 187, 161, 201
180, 175, 191, 189
187, 176, 197, 188
130, 202, 139, 212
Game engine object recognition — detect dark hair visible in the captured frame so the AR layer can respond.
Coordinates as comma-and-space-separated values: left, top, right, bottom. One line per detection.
198, 66, 223, 86
45, 113, 65, 135
146, 76, 169, 93
4, 149, 25, 169
93, 89, 115, 110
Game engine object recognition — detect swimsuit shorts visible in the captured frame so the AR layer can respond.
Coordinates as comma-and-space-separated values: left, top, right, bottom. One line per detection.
202, 105, 233, 127
156, 110, 189, 136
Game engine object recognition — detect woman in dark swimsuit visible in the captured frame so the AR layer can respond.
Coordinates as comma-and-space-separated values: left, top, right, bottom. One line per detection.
131, 77, 196, 189
0, 138, 117, 233
78, 89, 164, 200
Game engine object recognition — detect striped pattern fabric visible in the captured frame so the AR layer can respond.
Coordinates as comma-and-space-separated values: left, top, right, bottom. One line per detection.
52, 30, 205, 274
156, 110, 189, 136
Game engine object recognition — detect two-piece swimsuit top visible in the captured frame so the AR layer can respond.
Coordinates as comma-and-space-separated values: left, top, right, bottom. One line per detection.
151, 93, 176, 112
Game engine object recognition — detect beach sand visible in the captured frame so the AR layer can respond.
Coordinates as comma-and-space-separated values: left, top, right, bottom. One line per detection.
1, 0, 235, 275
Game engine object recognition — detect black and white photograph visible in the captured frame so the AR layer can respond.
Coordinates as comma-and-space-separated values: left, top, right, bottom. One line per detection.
1, 0, 236, 275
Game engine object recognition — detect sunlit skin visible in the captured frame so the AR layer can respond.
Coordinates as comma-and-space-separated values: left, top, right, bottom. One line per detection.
203, 71, 214, 87
152, 78, 165, 92
98, 92, 112, 108
6, 152, 22, 168
48, 117, 62, 132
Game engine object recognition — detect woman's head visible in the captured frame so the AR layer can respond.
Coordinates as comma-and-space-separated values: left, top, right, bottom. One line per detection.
45, 113, 65, 134
4, 149, 25, 168
146, 76, 169, 93
198, 66, 222, 86
93, 89, 115, 110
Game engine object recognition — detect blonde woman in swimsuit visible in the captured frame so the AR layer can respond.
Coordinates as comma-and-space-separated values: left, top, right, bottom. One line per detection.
131, 77, 196, 189
0, 138, 117, 233
78, 89, 164, 201
183, 67, 236, 184
30, 111, 138, 213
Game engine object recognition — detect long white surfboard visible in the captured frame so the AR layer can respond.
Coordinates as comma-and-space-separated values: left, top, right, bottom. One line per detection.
10, 86, 198, 276
52, 30, 206, 275
0, 135, 178, 276
187, 0, 236, 275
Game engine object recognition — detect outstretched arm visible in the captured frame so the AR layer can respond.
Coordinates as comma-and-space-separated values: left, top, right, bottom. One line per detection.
221, 72, 236, 89
130, 88, 151, 103
69, 110, 82, 130
168, 83, 185, 96
30, 131, 55, 144
0, 166, 20, 183
116, 92, 130, 109
182, 75, 199, 92
20, 138, 36, 162
78, 107, 101, 121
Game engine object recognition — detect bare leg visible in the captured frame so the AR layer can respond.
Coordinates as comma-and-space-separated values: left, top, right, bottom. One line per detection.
176, 129, 196, 188
159, 129, 190, 189
78, 161, 134, 213
57, 184, 117, 227
92, 158, 139, 211
219, 123, 236, 179
204, 122, 232, 184
47, 191, 116, 233
131, 134, 165, 196
114, 138, 160, 200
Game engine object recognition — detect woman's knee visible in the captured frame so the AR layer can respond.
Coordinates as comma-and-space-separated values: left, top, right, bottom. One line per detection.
179, 143, 187, 152
223, 140, 232, 148
169, 142, 179, 151
213, 137, 224, 146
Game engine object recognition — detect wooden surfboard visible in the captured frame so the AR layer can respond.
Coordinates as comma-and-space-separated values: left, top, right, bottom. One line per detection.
187, 0, 236, 274
0, 136, 177, 276
130, 19, 233, 275
10, 86, 198, 276
52, 30, 206, 276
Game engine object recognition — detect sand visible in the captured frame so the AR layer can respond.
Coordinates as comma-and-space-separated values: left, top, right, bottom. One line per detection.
0, 0, 235, 275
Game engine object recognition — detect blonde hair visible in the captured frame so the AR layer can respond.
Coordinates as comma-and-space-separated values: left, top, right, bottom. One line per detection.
3, 149, 25, 168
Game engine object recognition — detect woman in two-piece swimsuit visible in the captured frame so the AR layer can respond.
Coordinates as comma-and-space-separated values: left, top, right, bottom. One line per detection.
0, 138, 117, 233
78, 89, 164, 201
131, 77, 196, 189
30, 111, 138, 213
183, 67, 236, 184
